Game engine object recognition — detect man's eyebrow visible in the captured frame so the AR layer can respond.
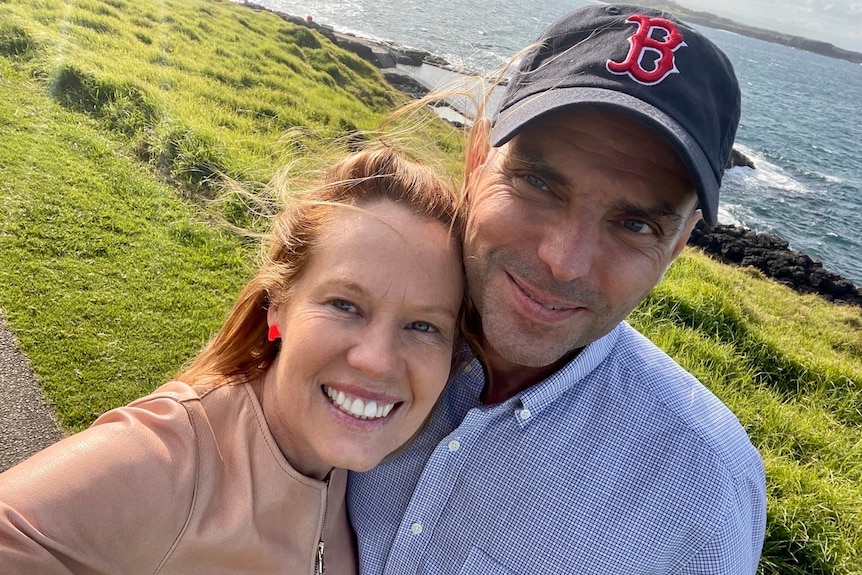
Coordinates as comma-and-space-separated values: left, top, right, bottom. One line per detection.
506, 141, 569, 185
609, 199, 687, 231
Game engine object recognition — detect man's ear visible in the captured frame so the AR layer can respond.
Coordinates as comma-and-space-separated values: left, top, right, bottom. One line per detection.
671, 208, 703, 259
464, 119, 492, 199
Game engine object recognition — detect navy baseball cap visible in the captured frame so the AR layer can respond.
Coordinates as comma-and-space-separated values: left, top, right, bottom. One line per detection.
490, 4, 741, 226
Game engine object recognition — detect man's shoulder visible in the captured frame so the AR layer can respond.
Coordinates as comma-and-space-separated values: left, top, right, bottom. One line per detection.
595, 322, 762, 478
534, 322, 760, 484
545, 321, 696, 392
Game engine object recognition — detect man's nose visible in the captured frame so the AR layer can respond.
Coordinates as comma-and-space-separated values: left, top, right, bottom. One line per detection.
536, 218, 595, 283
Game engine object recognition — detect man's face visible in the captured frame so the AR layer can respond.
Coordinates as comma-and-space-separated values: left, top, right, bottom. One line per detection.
464, 109, 700, 370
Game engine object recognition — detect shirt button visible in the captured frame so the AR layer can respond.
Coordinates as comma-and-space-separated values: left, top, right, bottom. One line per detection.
410, 522, 423, 535
519, 408, 532, 420
448, 439, 461, 452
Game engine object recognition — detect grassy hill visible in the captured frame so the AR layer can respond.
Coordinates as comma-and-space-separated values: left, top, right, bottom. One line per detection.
1, 0, 860, 572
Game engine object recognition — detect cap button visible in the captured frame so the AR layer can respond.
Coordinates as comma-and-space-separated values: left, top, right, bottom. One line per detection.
606, 6, 622, 15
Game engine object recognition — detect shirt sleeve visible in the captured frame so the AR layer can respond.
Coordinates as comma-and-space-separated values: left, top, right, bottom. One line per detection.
677, 456, 767, 575
0, 393, 200, 574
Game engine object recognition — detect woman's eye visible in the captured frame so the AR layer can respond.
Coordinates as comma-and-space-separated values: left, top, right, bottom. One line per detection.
621, 219, 655, 235
406, 321, 437, 334
331, 299, 358, 313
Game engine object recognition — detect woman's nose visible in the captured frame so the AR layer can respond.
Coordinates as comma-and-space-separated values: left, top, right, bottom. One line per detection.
345, 323, 403, 379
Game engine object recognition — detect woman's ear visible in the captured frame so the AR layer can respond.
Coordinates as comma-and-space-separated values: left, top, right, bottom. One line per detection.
464, 119, 492, 199
266, 302, 280, 326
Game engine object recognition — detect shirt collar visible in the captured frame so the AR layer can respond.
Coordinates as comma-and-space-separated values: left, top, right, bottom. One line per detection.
452, 323, 623, 424
514, 322, 622, 422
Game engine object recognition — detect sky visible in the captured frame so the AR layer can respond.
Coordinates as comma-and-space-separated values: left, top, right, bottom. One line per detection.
676, 0, 862, 52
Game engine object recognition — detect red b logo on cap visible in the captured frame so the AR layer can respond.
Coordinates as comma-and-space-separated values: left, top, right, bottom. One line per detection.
607, 14, 686, 86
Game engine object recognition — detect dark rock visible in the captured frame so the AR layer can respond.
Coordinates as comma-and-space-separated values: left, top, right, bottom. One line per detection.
382, 70, 429, 99
726, 147, 755, 170
423, 53, 451, 67
332, 32, 396, 68
390, 46, 427, 66
368, 47, 397, 69
720, 241, 746, 263
327, 31, 447, 71
332, 33, 374, 60
688, 221, 862, 307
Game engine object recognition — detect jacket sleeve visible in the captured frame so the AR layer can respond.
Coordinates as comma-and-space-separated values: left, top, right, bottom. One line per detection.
0, 393, 200, 574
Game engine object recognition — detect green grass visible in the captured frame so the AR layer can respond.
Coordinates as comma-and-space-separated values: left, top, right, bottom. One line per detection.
631, 255, 862, 574
1, 0, 861, 572
0, 55, 253, 428
1, 0, 403, 193
0, 0, 414, 425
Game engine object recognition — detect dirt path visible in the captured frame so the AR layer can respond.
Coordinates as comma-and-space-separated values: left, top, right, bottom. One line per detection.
0, 311, 64, 473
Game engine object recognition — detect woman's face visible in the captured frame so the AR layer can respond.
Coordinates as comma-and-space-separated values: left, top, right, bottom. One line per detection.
261, 200, 463, 479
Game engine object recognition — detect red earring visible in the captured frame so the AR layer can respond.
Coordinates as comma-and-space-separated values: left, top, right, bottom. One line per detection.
267, 324, 281, 342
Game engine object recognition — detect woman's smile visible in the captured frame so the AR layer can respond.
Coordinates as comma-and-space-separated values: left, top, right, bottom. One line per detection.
322, 385, 397, 420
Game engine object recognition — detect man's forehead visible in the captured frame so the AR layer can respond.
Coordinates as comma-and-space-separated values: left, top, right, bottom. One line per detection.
504, 109, 693, 182
511, 108, 671, 149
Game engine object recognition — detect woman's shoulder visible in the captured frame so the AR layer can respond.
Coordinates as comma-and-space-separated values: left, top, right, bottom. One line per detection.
0, 383, 204, 572
120, 379, 252, 429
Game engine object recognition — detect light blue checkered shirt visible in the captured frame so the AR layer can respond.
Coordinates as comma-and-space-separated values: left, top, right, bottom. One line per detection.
348, 321, 766, 574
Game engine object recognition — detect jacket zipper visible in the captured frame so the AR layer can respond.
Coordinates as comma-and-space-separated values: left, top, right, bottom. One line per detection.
316, 541, 325, 574
314, 476, 330, 575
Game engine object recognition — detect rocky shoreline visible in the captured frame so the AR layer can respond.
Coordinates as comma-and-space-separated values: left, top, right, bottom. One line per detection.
241, 3, 462, 98
687, 222, 862, 307
242, 2, 862, 308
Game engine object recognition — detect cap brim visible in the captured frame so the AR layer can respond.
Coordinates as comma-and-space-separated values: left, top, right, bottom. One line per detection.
490, 87, 719, 226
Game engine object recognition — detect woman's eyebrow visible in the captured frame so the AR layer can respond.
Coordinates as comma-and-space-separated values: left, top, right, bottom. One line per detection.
324, 278, 367, 295
411, 304, 459, 319
325, 278, 457, 318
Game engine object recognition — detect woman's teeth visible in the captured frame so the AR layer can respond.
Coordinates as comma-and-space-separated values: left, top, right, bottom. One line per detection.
324, 386, 395, 420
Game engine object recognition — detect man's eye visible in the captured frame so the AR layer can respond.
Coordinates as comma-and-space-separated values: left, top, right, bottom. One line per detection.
331, 299, 358, 313
621, 220, 655, 235
406, 321, 437, 333
523, 174, 550, 192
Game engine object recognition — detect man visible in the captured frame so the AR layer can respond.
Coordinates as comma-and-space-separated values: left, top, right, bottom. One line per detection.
349, 4, 766, 574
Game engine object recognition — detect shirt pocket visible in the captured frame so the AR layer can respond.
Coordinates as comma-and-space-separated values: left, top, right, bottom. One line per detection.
457, 546, 516, 575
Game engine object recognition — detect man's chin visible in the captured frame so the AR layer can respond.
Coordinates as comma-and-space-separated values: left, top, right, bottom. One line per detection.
484, 328, 582, 370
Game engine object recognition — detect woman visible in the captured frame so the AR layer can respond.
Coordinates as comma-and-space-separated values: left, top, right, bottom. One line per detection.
0, 145, 465, 574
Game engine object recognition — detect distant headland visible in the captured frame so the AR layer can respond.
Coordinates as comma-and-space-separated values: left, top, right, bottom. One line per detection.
638, 0, 862, 64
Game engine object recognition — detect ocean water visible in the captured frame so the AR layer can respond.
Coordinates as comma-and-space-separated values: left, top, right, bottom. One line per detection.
247, 0, 862, 286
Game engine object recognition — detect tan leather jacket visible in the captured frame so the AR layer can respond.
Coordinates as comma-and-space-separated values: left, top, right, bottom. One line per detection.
0, 380, 357, 574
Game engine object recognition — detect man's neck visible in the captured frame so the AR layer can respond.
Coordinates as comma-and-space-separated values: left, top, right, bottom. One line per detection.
480, 344, 581, 405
